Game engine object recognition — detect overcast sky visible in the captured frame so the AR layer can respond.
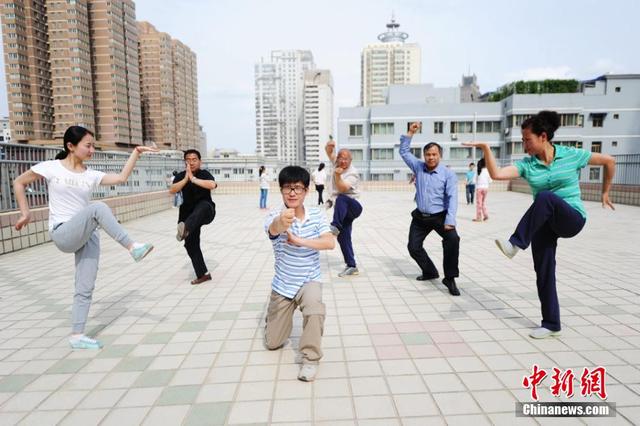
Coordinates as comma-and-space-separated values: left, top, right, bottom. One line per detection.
1, 0, 639, 153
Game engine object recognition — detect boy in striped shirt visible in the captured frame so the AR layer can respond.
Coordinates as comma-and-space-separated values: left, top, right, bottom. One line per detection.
264, 166, 336, 381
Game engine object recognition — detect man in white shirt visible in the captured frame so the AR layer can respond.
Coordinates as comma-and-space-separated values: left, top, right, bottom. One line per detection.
325, 140, 363, 277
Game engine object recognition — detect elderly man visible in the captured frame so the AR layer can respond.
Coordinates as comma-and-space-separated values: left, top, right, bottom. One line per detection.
325, 139, 363, 277
399, 122, 461, 296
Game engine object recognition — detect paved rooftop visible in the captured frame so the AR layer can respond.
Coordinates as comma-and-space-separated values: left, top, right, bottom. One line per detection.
0, 190, 639, 425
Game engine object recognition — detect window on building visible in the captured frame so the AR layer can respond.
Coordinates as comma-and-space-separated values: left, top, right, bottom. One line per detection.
476, 121, 502, 133
559, 113, 583, 127
613, 113, 619, 119
591, 114, 604, 128
507, 142, 524, 155
591, 141, 602, 153
349, 124, 363, 137
433, 121, 443, 134
350, 149, 364, 161
406, 122, 422, 133
371, 173, 394, 181
556, 141, 583, 149
410, 147, 422, 158
449, 147, 472, 160
615, 87, 621, 92
508, 114, 534, 127
450, 121, 473, 134
612, 141, 618, 148
370, 148, 394, 160
589, 167, 601, 180
371, 122, 394, 135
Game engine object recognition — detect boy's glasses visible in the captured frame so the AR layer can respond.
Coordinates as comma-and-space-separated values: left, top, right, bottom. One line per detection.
281, 185, 307, 195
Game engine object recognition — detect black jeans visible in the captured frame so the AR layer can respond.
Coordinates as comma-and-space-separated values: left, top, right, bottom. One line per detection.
183, 200, 215, 278
316, 184, 325, 205
407, 209, 460, 279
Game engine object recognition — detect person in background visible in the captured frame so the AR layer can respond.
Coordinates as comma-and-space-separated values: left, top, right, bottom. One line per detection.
465, 162, 476, 204
170, 149, 217, 285
259, 165, 270, 209
325, 140, 363, 277
311, 163, 327, 205
473, 158, 492, 222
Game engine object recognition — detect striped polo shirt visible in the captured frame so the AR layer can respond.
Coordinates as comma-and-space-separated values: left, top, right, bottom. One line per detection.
264, 205, 331, 299
515, 145, 592, 218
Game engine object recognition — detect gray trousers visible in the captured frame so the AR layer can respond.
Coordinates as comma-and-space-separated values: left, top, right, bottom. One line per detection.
50, 202, 133, 334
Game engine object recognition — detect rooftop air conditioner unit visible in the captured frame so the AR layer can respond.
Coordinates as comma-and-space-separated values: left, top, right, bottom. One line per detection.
451, 133, 458, 140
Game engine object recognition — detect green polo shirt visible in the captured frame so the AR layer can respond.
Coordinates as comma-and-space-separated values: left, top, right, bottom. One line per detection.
515, 145, 592, 218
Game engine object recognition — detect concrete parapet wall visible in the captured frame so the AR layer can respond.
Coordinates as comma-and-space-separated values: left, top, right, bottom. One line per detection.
0, 191, 172, 255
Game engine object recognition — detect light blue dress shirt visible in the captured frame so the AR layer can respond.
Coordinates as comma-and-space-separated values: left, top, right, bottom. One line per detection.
399, 135, 459, 226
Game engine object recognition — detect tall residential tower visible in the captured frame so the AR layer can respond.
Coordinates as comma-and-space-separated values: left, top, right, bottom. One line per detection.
360, 17, 421, 107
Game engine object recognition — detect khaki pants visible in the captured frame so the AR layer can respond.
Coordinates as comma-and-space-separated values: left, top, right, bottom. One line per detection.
264, 281, 325, 363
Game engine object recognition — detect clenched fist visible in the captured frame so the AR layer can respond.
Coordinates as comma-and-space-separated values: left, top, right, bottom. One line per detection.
280, 208, 295, 228
408, 122, 421, 136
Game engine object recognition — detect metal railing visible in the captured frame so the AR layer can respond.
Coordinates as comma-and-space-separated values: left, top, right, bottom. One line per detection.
612, 154, 640, 185
0, 143, 184, 212
2, 143, 640, 212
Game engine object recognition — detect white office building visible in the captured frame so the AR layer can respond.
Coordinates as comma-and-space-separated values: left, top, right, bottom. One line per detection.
255, 50, 315, 163
303, 70, 334, 167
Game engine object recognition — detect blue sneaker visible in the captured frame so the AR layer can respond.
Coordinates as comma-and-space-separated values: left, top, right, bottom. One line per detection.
69, 335, 103, 349
130, 243, 153, 262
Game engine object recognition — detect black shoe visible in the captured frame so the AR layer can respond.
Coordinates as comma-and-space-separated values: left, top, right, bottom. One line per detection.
416, 274, 439, 281
442, 277, 460, 296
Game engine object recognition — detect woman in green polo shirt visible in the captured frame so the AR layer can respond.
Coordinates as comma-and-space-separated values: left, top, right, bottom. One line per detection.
464, 110, 616, 339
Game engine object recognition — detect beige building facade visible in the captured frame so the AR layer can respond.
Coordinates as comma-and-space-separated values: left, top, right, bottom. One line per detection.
360, 18, 421, 107
1, 1, 199, 152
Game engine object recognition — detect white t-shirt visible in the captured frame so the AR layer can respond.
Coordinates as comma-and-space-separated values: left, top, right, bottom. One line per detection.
476, 168, 492, 189
327, 164, 360, 200
311, 169, 327, 186
31, 160, 106, 231
259, 172, 270, 189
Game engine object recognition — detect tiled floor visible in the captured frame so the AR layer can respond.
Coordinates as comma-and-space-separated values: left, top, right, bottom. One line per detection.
0, 190, 638, 425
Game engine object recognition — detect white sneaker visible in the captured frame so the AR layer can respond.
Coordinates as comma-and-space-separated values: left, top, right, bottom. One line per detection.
298, 363, 318, 382
338, 267, 359, 277
529, 327, 561, 339
495, 239, 519, 259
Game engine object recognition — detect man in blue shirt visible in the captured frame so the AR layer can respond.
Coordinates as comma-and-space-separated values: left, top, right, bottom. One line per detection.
399, 122, 461, 296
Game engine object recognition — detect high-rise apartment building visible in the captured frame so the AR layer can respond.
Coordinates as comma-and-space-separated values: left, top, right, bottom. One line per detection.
47, 0, 94, 138
172, 39, 199, 151
254, 60, 281, 159
303, 70, 333, 166
2, 1, 199, 151
1, 0, 53, 141
254, 50, 315, 163
88, 0, 142, 148
360, 18, 421, 107
137, 21, 175, 148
